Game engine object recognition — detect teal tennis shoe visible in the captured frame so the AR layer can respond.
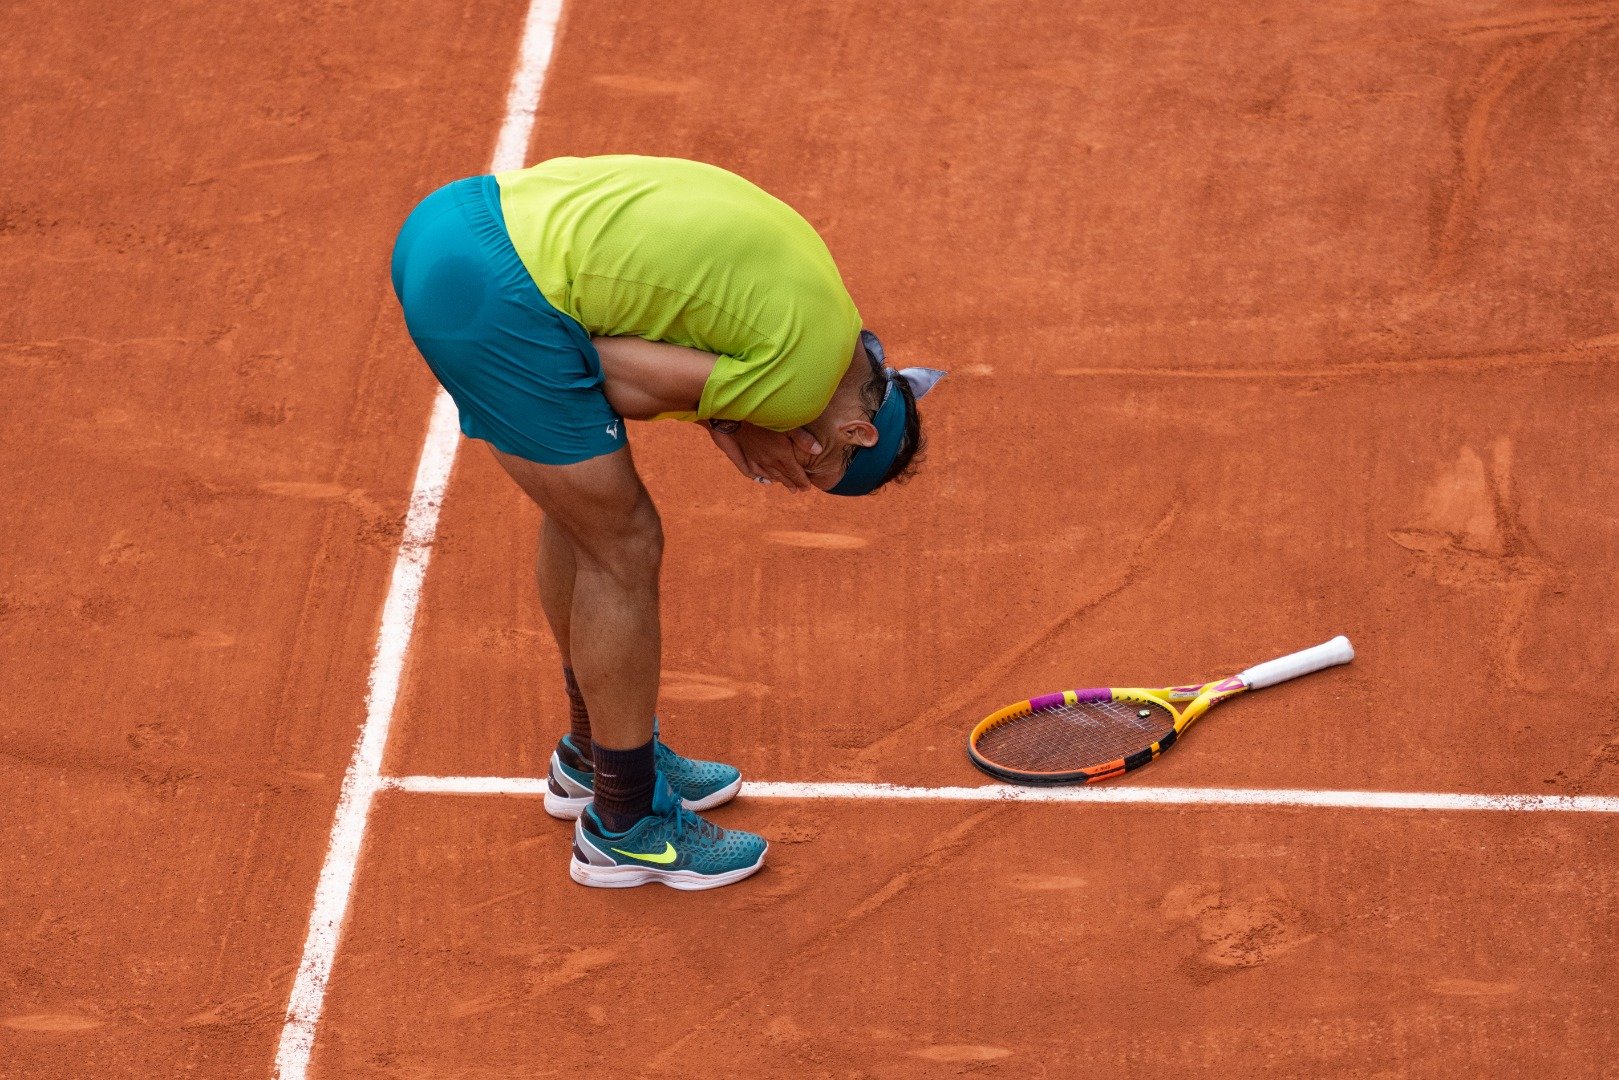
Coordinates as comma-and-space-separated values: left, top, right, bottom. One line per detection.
543, 723, 742, 821
571, 774, 767, 890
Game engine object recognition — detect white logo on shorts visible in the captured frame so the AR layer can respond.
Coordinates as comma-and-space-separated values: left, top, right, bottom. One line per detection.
606, 422, 620, 439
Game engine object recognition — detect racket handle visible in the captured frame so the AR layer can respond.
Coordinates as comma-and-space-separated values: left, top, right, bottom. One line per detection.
1239, 635, 1354, 689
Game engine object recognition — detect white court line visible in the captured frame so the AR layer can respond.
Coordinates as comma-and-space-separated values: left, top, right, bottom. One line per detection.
382, 775, 1619, 814
273, 3, 565, 1077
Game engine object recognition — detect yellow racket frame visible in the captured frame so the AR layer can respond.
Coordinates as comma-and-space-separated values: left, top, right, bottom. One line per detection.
967, 676, 1249, 784
967, 637, 1354, 785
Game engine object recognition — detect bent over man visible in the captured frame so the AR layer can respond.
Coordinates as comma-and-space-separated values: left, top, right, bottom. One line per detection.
390, 155, 942, 890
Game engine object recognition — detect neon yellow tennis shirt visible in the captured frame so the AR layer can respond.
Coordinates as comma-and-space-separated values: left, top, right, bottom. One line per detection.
494, 156, 862, 431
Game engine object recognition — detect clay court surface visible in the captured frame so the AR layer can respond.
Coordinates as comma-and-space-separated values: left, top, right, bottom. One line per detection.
5, 0, 1619, 1076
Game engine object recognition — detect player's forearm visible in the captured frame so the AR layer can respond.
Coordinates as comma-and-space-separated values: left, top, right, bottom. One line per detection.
592, 336, 718, 420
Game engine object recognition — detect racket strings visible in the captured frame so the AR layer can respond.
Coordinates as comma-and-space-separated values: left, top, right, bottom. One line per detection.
974, 698, 1175, 773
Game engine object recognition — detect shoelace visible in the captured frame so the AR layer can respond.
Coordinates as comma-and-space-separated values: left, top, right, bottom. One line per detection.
655, 742, 716, 786
671, 802, 722, 842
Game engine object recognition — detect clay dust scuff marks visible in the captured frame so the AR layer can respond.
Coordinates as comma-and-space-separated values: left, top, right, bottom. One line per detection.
757, 805, 825, 851
468, 625, 548, 658
730, 810, 826, 911
910, 1044, 1013, 1063
185, 970, 301, 1030
1007, 872, 1089, 891
1388, 439, 1558, 691
97, 531, 149, 568
128, 724, 200, 801
1159, 882, 1316, 973
180, 628, 238, 648
234, 151, 326, 172
455, 884, 540, 919
237, 400, 290, 428
448, 944, 619, 1020
660, 669, 770, 702
764, 530, 869, 550
256, 479, 402, 550
1565, 730, 1619, 791
1, 336, 191, 372
1429, 29, 1580, 276
2, 1013, 106, 1032
838, 805, 1007, 927
127, 720, 185, 754
0, 342, 66, 370
1444, 3, 1619, 42
1389, 445, 1501, 556
184, 152, 328, 187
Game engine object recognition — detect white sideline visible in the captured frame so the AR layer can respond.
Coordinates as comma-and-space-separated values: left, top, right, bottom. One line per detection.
382, 776, 1619, 814
272, 3, 565, 1077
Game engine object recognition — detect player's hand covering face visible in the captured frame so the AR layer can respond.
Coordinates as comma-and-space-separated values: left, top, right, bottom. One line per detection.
706, 423, 823, 492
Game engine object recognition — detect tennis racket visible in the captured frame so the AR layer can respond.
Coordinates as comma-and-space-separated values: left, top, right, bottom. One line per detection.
967, 636, 1354, 785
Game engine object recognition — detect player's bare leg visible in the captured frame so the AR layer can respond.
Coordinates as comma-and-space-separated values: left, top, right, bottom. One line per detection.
537, 517, 594, 747
537, 516, 577, 659
491, 446, 659, 751
489, 445, 763, 888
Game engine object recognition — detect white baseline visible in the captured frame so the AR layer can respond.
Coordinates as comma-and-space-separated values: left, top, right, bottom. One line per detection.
272, 2, 566, 1077
383, 776, 1619, 815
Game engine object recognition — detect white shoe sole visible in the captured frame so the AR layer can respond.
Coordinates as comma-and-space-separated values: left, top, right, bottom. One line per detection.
569, 846, 767, 891
543, 774, 743, 821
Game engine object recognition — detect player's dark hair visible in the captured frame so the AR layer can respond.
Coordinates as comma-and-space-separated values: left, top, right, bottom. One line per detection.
857, 350, 926, 489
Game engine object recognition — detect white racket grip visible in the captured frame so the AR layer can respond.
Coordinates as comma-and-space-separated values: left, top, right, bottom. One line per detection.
1239, 635, 1354, 690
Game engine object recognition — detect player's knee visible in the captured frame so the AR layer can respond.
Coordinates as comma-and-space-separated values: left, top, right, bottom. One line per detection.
582, 497, 662, 585
622, 499, 664, 572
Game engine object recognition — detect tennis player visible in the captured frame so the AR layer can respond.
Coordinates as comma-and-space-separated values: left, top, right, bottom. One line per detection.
389, 156, 943, 890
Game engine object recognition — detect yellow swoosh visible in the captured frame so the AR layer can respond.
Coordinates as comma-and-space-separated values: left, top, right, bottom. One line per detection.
611, 841, 677, 865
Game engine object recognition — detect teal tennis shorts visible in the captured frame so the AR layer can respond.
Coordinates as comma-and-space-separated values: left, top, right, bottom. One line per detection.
389, 175, 628, 465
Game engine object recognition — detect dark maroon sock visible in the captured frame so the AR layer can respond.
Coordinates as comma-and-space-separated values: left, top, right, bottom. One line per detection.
590, 738, 655, 832
562, 665, 592, 748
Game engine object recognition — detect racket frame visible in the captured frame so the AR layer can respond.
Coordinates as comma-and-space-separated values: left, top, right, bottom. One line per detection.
966, 636, 1354, 785
967, 676, 1247, 785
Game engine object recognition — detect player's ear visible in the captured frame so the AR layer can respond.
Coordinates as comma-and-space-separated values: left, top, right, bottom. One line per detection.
840, 417, 879, 448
